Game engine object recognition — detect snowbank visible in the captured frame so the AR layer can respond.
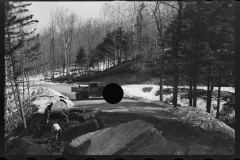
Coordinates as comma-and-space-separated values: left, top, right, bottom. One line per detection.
30, 87, 75, 113
35, 81, 59, 85
122, 85, 160, 102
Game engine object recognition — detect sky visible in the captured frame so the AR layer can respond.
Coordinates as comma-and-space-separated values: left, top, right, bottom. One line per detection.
26, 2, 107, 33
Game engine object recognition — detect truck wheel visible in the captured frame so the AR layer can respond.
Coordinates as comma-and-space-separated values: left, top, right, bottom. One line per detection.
78, 94, 83, 100
76, 94, 83, 100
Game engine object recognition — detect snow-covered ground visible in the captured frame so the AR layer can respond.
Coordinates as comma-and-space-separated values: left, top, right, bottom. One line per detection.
35, 81, 59, 85
122, 84, 235, 138
122, 84, 234, 117
178, 86, 235, 93
6, 86, 76, 117
29, 73, 44, 82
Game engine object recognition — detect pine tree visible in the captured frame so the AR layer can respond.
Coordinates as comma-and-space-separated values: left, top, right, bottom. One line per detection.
5, 2, 40, 130
75, 46, 86, 74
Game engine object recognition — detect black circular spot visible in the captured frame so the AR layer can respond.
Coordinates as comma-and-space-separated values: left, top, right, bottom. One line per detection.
103, 83, 123, 104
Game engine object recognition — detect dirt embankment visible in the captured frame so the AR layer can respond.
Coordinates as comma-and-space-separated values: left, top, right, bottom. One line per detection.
5, 109, 102, 155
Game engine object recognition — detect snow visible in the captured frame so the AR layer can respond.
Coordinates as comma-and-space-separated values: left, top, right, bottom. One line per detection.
122, 84, 234, 117
29, 87, 76, 114
196, 86, 235, 93
35, 81, 59, 85
122, 84, 235, 138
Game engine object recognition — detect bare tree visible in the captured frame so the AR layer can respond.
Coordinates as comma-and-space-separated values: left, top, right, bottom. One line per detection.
55, 7, 77, 76
147, 2, 174, 101
49, 9, 57, 79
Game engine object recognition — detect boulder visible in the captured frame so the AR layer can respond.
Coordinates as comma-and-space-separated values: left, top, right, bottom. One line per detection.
22, 143, 49, 155
64, 120, 177, 155
61, 119, 101, 141
168, 106, 235, 139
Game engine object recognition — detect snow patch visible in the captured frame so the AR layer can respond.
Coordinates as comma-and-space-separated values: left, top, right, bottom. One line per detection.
35, 81, 59, 85
122, 84, 233, 117
30, 87, 75, 113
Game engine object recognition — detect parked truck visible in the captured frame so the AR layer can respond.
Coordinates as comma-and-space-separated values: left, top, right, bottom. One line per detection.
71, 82, 105, 100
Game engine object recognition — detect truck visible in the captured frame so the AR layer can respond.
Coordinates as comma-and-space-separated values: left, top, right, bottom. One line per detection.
71, 82, 105, 100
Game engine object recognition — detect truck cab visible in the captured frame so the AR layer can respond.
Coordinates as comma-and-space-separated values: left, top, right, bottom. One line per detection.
71, 82, 105, 100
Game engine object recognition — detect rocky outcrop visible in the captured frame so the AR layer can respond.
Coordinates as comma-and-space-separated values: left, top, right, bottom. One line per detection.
6, 109, 103, 155
64, 120, 177, 155
168, 106, 235, 139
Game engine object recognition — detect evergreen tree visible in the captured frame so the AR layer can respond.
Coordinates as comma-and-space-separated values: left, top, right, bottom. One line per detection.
94, 27, 132, 67
5, 2, 40, 130
75, 46, 86, 73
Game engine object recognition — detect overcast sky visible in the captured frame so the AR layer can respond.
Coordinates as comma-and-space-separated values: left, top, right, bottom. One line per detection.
26, 2, 106, 32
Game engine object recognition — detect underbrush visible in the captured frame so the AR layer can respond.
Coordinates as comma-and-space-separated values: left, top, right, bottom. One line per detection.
155, 88, 234, 101
96, 111, 234, 154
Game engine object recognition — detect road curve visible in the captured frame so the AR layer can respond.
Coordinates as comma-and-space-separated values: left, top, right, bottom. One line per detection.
36, 83, 179, 119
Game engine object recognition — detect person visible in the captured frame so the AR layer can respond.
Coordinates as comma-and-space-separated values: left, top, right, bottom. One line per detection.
52, 122, 62, 143
45, 102, 53, 124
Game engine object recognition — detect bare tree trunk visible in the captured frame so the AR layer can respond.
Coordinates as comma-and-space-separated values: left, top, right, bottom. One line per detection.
216, 73, 221, 118
25, 72, 31, 114
206, 61, 214, 113
189, 77, 193, 106
192, 65, 198, 107
10, 55, 27, 130
173, 65, 179, 106
216, 38, 224, 119
172, 2, 183, 107
10, 80, 19, 113
159, 58, 164, 101
22, 64, 25, 104
52, 37, 55, 79
64, 44, 68, 76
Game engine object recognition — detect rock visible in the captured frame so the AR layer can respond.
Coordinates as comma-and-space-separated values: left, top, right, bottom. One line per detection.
187, 144, 232, 155
188, 144, 211, 155
22, 143, 49, 155
61, 119, 101, 141
219, 102, 235, 128
6, 109, 103, 155
168, 106, 235, 139
65, 120, 177, 155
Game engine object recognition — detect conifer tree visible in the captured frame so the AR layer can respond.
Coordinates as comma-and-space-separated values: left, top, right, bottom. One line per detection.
5, 2, 40, 130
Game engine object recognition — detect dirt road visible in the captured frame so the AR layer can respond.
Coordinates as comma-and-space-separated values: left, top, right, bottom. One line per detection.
36, 83, 179, 119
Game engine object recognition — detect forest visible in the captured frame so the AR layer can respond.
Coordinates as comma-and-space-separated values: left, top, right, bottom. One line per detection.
5, 1, 235, 132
